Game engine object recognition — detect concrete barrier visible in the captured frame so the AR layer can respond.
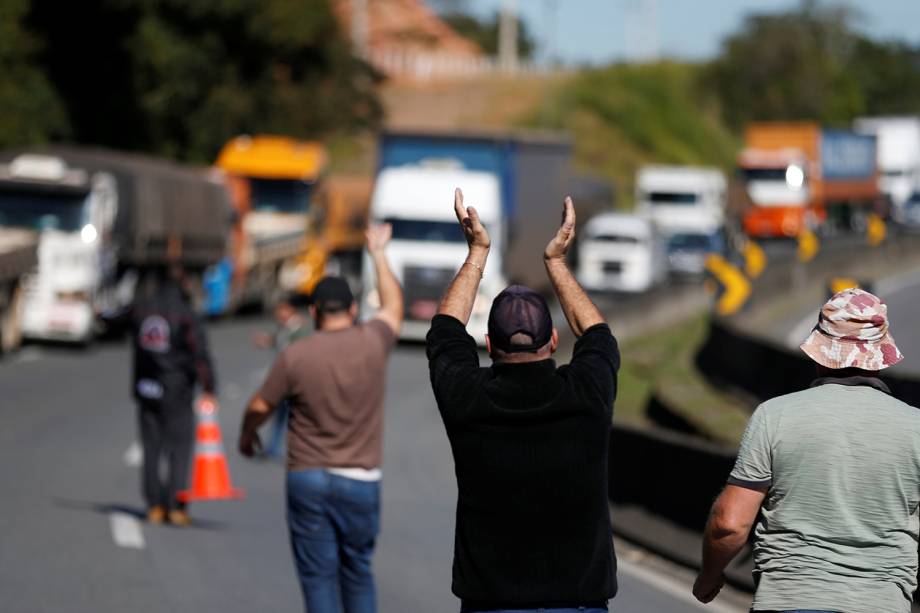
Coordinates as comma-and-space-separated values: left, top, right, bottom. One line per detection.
697, 318, 920, 407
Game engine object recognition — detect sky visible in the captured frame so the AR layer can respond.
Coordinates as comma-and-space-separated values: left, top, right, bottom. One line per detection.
437, 0, 920, 64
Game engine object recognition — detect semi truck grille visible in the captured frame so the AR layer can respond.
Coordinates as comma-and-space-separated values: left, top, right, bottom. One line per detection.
403, 266, 454, 321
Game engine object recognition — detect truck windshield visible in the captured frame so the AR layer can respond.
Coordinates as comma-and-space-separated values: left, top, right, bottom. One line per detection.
590, 234, 641, 244
385, 218, 466, 243
741, 168, 789, 181
250, 178, 314, 213
668, 233, 712, 251
645, 191, 698, 205
0, 186, 88, 232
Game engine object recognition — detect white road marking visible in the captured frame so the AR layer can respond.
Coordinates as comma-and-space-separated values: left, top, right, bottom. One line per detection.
786, 311, 818, 349
618, 557, 746, 613
109, 512, 146, 549
123, 440, 143, 467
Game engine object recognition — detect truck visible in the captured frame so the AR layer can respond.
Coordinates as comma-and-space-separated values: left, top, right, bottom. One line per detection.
294, 175, 373, 295
360, 130, 587, 343
737, 122, 879, 238
635, 165, 727, 237
634, 165, 728, 275
854, 116, 920, 220
0, 148, 231, 344
0, 229, 38, 353
576, 212, 668, 293
204, 135, 327, 315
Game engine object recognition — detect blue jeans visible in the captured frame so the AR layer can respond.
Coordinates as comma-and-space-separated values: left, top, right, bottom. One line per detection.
264, 399, 289, 458
287, 469, 381, 613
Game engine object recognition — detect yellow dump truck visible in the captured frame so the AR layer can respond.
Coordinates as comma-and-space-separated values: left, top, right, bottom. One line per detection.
204, 135, 328, 314
295, 175, 373, 295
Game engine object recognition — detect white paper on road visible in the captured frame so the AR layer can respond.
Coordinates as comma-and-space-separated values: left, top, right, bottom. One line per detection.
123, 440, 143, 467
109, 512, 146, 550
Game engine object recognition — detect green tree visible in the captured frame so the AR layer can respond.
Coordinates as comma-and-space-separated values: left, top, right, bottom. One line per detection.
848, 39, 920, 116
703, 1, 866, 128
0, 0, 68, 147
25, 0, 381, 161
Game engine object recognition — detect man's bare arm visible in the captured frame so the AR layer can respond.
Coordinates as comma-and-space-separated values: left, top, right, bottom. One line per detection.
438, 188, 490, 325
693, 484, 767, 603
238, 395, 273, 457
544, 197, 605, 337
367, 223, 403, 335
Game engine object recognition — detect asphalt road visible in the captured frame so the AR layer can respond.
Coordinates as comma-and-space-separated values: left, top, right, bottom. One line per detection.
0, 314, 734, 613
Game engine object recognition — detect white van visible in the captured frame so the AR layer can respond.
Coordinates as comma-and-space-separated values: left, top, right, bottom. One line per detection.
576, 213, 667, 293
635, 165, 726, 236
361, 164, 504, 343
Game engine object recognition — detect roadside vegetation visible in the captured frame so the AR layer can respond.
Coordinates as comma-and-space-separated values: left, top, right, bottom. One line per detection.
614, 314, 752, 446
522, 62, 737, 207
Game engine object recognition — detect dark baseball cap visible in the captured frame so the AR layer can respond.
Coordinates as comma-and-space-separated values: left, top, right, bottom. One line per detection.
311, 276, 354, 312
487, 285, 553, 353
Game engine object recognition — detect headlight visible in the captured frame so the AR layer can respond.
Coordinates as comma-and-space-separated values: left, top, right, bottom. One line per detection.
81, 223, 98, 244
785, 165, 805, 190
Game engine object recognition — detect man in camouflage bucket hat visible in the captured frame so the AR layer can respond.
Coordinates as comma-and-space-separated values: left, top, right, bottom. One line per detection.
694, 288, 920, 613
800, 288, 903, 370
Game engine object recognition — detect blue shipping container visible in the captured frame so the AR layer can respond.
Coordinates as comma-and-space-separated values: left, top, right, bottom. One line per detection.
378, 133, 519, 219
821, 130, 876, 180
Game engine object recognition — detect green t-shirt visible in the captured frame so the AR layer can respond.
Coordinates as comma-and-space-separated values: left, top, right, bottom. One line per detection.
730, 379, 920, 613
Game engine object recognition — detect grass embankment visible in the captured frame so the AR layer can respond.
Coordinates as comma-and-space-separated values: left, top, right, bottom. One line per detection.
615, 314, 752, 446
521, 62, 740, 208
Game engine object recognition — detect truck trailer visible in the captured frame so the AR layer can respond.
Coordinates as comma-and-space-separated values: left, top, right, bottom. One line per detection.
854, 116, 920, 220
360, 129, 591, 343
737, 123, 879, 238
0, 148, 231, 343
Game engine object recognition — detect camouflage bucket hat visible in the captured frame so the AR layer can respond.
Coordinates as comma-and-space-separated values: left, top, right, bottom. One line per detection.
800, 288, 903, 371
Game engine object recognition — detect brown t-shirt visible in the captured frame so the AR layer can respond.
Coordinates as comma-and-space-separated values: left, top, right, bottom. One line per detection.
258, 319, 396, 471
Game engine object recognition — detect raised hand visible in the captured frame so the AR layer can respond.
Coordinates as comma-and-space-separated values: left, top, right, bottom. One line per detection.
454, 188, 490, 252
544, 196, 576, 262
365, 223, 392, 255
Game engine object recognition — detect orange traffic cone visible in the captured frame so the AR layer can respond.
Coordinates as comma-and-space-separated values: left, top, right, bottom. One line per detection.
178, 397, 245, 502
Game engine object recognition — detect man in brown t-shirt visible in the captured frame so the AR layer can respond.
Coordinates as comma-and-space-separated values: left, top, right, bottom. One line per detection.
238, 224, 402, 613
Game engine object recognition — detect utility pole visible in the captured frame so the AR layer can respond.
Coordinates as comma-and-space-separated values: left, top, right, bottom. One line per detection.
543, 0, 558, 68
497, 0, 519, 73
623, 0, 659, 63
352, 0, 369, 60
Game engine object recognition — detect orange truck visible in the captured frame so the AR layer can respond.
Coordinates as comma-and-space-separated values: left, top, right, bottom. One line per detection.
738, 122, 879, 238
204, 135, 328, 314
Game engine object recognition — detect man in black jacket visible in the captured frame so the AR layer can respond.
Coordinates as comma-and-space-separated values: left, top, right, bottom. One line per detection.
130, 267, 217, 526
426, 190, 619, 612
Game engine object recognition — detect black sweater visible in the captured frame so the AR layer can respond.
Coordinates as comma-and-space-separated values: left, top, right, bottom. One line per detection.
426, 314, 619, 609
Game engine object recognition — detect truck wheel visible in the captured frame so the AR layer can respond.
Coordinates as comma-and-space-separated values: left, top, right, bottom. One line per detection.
1, 283, 24, 354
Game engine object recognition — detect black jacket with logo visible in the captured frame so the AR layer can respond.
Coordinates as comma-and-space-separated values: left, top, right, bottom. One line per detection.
130, 280, 216, 407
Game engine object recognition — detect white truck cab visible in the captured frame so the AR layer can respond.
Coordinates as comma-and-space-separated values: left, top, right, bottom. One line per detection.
577, 212, 667, 293
0, 155, 116, 343
635, 165, 727, 236
361, 164, 503, 344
